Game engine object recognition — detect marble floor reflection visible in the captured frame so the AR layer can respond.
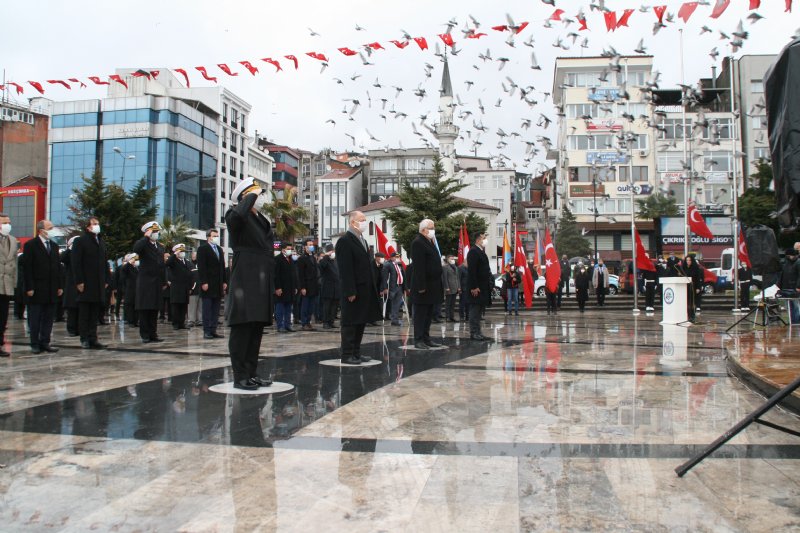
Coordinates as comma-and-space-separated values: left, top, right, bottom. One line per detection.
1, 309, 798, 532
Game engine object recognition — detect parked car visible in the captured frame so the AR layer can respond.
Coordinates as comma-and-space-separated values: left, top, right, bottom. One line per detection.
532, 268, 619, 297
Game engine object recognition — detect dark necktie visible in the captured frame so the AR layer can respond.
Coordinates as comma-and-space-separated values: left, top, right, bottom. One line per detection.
45, 240, 50, 253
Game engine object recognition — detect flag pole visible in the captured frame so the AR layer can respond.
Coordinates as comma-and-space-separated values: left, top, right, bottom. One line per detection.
680, 29, 690, 258
729, 56, 741, 313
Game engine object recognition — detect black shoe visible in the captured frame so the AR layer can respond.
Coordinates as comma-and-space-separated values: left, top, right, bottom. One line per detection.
150, 337, 164, 343
0, 349, 9, 357
285, 327, 296, 333
98, 320, 109, 326
470, 334, 488, 341
172, 326, 181, 330
203, 334, 215, 339
89, 342, 106, 349
250, 376, 273, 387
358, 355, 372, 363
212, 333, 224, 338
322, 324, 332, 329
31, 346, 42, 354
142, 338, 152, 344
413, 342, 430, 350
391, 321, 401, 326
342, 356, 361, 365
41, 345, 59, 353
424, 340, 442, 348
233, 379, 259, 391
432, 319, 442, 323
277, 328, 287, 333
67, 331, 79, 337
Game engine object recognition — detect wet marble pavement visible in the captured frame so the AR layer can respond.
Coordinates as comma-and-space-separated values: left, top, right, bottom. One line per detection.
1, 310, 799, 532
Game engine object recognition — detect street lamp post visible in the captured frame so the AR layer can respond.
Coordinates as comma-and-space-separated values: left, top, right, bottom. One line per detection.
112, 146, 136, 188
592, 165, 599, 262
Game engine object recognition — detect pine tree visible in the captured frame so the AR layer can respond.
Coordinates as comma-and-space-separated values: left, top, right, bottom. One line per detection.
383, 156, 487, 255
554, 207, 591, 258
636, 193, 679, 220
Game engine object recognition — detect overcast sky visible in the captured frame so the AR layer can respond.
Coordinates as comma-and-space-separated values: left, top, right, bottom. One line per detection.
1, 0, 795, 171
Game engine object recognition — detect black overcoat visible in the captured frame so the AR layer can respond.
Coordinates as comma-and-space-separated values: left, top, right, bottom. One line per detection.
274, 254, 299, 304
466, 246, 492, 306
335, 231, 381, 326
224, 192, 275, 325
166, 255, 194, 305
409, 233, 444, 305
71, 232, 109, 304
22, 237, 61, 304
574, 267, 591, 291
133, 237, 166, 310
196, 242, 227, 298
119, 263, 138, 307
297, 253, 320, 296
318, 255, 340, 299
61, 249, 78, 309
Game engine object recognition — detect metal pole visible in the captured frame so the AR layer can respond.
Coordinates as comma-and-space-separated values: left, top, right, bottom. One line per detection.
680, 29, 690, 258
626, 59, 639, 313
730, 57, 740, 313
593, 167, 598, 262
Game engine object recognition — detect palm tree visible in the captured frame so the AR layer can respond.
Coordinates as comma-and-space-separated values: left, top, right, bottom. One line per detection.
159, 216, 194, 251
262, 186, 310, 243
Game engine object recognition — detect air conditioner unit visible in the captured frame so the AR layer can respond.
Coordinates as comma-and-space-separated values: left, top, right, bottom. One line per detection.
638, 149, 649, 157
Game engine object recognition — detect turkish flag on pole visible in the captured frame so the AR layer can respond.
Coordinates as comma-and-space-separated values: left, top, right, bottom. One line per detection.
634, 228, 656, 272
543, 229, 561, 294
687, 204, 714, 239
710, 0, 730, 18
457, 221, 470, 265
653, 5, 667, 23
738, 224, 752, 268
677, 2, 699, 23
375, 224, 390, 256
514, 233, 535, 308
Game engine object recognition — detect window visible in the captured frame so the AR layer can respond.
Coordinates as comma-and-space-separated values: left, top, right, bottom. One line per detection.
702, 151, 732, 172
753, 147, 770, 162
566, 72, 615, 88
568, 167, 592, 182
751, 80, 764, 93
222, 103, 228, 123
657, 153, 685, 172
617, 71, 646, 87
527, 209, 541, 220
220, 154, 226, 173
702, 118, 735, 140
618, 166, 649, 182
301, 163, 310, 178
475, 198, 486, 205
222, 128, 228, 148
220, 202, 226, 223
230, 158, 237, 176
474, 176, 485, 189
567, 103, 599, 119
751, 115, 767, 130
240, 114, 246, 133
372, 158, 397, 171
492, 175, 504, 188
230, 133, 237, 152
231, 108, 239, 128
315, 161, 325, 175
659, 118, 692, 140
492, 199, 504, 211
497, 223, 505, 238
568, 135, 616, 151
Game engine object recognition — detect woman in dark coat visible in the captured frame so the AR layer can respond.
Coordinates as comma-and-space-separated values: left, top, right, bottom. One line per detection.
166, 244, 193, 330
225, 180, 275, 390
133, 222, 167, 343
682, 255, 703, 321
60, 237, 79, 336
573, 261, 591, 312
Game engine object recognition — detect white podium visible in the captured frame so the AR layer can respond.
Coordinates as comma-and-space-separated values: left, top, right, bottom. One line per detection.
660, 277, 691, 325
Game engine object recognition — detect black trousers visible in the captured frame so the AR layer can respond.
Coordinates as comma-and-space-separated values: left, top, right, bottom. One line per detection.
139, 310, 159, 340
545, 292, 557, 312
645, 282, 657, 308
66, 307, 78, 334
740, 282, 751, 308
322, 297, 338, 325
445, 294, 457, 320
340, 323, 366, 360
596, 286, 606, 306
413, 303, 433, 342
160, 298, 170, 320
459, 292, 468, 320
124, 299, 137, 325
171, 303, 187, 327
78, 302, 101, 343
14, 297, 24, 319
576, 288, 588, 310
468, 303, 484, 335
0, 294, 10, 343
201, 297, 221, 335
229, 322, 265, 382
28, 303, 55, 348
557, 280, 569, 306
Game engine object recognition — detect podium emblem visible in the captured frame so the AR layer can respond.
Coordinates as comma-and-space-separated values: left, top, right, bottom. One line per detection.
664, 288, 675, 305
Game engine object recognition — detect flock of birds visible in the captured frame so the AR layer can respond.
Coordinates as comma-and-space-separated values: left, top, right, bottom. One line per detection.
292, 1, 790, 173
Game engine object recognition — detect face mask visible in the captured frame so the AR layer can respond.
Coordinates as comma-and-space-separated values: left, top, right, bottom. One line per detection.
292, 254, 299, 261
177, 251, 186, 259
150, 232, 160, 241
357, 220, 368, 233
41, 230, 49, 239
254, 194, 267, 211
283, 250, 292, 257
308, 245, 315, 253
427, 229, 436, 239
378, 258, 385, 265
330, 252, 336, 259
448, 259, 456, 265
210, 236, 220, 246
0, 223, 11, 236
90, 224, 101, 235
134, 261, 140, 267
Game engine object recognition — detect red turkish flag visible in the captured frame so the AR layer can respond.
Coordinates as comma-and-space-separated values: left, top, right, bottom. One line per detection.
653, 5, 667, 23
239, 61, 258, 75
604, 11, 618, 32
457, 222, 469, 265
88, 76, 110, 86
578, 17, 588, 31
787, 0, 793, 12
550, 9, 565, 21
677, 2, 699, 22
28, 81, 44, 94
195, 67, 218, 82
634, 228, 656, 272
109, 74, 128, 88
262, 58, 282, 72
375, 224, 390, 256
174, 68, 190, 87
68, 78, 87, 88
738, 224, 752, 268
150, 70, 160, 79
412, 37, 428, 50
438, 33, 455, 47
131, 70, 151, 79
8, 82, 23, 94
514, 21, 529, 34
491, 25, 509, 32
306, 52, 328, 62
217, 64, 238, 76
389, 40, 409, 48
467, 31, 487, 39
47, 80, 71, 89
543, 229, 561, 294
366, 42, 384, 50
338, 47, 358, 56
616, 9, 635, 28
514, 233, 535, 308
749, 0, 760, 8
687, 204, 714, 239
285, 55, 299, 69
710, 0, 730, 18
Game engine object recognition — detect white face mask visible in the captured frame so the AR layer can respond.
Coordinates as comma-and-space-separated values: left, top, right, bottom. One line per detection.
291, 254, 299, 261
330, 252, 336, 259
254, 194, 267, 211
357, 220, 368, 233
40, 230, 49, 239
177, 251, 186, 259
134, 261, 140, 267
448, 259, 456, 265
150, 232, 159, 241
427, 229, 436, 239
0, 223, 11, 236
283, 250, 292, 257
210, 236, 220, 246
378, 258, 385, 265
90, 224, 101, 235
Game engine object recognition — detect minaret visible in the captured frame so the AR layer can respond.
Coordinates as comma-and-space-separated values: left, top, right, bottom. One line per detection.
434, 58, 459, 179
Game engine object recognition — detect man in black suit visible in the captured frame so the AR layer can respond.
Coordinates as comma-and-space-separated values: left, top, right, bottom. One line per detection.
166, 243, 193, 330
196, 228, 227, 339
22, 220, 62, 354
225, 178, 275, 390
336, 211, 381, 364
71, 216, 109, 349
274, 242, 298, 333
119, 253, 139, 326
557, 254, 571, 308
382, 252, 406, 326
297, 239, 319, 331
319, 243, 339, 328
410, 218, 444, 350
133, 221, 167, 343
466, 232, 492, 341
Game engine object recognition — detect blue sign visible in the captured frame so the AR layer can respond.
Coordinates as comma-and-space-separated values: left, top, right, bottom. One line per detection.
587, 152, 629, 164
588, 88, 621, 101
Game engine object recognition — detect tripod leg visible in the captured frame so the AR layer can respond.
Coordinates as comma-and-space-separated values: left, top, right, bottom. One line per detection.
675, 374, 800, 477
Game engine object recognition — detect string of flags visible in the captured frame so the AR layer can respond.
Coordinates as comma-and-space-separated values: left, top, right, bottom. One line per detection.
0, 1, 790, 96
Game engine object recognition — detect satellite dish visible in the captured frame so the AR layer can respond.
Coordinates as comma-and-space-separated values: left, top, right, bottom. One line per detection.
326, 164, 332, 171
